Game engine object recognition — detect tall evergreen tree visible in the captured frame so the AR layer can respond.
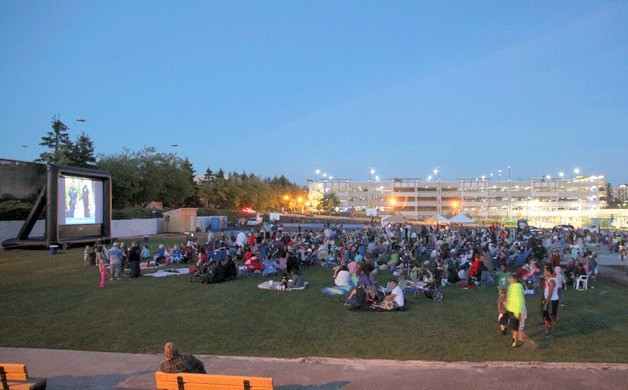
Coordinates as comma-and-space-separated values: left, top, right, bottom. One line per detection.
67, 131, 96, 168
38, 115, 72, 165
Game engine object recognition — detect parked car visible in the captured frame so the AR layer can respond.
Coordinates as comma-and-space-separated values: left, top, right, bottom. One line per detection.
246, 218, 261, 226
585, 224, 600, 233
553, 224, 575, 232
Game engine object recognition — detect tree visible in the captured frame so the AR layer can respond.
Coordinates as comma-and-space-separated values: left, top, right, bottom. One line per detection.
67, 131, 96, 168
38, 115, 72, 165
97, 148, 199, 208
317, 193, 340, 214
605, 183, 620, 208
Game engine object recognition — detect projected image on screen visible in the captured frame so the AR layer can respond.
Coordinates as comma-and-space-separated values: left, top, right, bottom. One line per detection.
57, 176, 104, 225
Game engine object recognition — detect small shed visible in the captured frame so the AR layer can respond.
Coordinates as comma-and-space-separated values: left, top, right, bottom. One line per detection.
163, 208, 198, 233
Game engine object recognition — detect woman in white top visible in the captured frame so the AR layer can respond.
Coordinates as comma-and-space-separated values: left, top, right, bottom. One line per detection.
542, 264, 560, 337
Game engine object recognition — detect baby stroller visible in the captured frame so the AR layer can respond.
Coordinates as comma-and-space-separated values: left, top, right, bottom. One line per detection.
413, 281, 444, 301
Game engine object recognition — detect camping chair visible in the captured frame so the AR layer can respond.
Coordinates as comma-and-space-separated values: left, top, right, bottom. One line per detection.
480, 271, 495, 288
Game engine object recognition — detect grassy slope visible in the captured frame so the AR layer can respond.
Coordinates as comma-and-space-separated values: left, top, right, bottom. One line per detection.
0, 239, 626, 363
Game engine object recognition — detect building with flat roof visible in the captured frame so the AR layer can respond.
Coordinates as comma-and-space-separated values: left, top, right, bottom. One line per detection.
308, 175, 618, 227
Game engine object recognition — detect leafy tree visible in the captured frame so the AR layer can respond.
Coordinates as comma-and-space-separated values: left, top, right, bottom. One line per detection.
605, 183, 620, 208
198, 168, 305, 212
317, 193, 340, 214
38, 115, 72, 165
97, 148, 198, 208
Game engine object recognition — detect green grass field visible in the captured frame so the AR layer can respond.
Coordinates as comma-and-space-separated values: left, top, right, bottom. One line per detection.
1, 236, 626, 363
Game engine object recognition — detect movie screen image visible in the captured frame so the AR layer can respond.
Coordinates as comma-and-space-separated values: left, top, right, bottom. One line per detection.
57, 176, 103, 225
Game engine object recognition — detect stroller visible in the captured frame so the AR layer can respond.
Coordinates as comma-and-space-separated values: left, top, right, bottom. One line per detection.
412, 280, 444, 301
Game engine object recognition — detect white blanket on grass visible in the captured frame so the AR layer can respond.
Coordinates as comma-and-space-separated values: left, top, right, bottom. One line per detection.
257, 280, 308, 291
145, 268, 190, 277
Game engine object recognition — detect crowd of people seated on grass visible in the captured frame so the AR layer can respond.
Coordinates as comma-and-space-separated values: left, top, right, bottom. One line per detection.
89, 222, 616, 297
311, 221, 618, 315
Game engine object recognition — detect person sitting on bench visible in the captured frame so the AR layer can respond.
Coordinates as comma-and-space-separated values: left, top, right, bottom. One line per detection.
160, 342, 206, 374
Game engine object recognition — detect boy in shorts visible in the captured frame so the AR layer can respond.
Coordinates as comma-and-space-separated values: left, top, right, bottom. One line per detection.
497, 288, 509, 335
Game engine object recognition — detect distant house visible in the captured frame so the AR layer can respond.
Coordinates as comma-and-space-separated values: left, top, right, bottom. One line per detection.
146, 201, 163, 209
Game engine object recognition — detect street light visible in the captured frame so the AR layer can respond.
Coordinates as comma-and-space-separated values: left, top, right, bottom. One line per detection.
368, 167, 376, 208
389, 197, 397, 213
574, 168, 580, 175
434, 168, 441, 215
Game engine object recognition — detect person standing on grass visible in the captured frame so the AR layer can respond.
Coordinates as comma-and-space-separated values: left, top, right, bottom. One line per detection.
160, 342, 206, 374
98, 256, 108, 289
84, 245, 95, 266
505, 275, 527, 348
542, 265, 560, 338
497, 288, 509, 335
107, 242, 123, 280
128, 241, 141, 278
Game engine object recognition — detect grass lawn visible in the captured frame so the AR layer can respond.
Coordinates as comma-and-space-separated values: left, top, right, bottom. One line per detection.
1, 236, 626, 363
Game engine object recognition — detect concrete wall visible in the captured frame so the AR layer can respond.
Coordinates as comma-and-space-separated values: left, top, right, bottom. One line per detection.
0, 220, 46, 243
1, 218, 165, 243
111, 219, 163, 238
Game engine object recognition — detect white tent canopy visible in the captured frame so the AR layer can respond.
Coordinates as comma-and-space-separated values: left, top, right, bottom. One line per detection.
425, 214, 450, 224
449, 213, 475, 223
381, 213, 407, 225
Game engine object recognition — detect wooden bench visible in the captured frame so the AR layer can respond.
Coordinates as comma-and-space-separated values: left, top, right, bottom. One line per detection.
155, 371, 273, 390
0, 364, 46, 390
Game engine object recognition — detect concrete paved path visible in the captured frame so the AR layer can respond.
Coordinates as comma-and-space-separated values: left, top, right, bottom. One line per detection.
1, 347, 626, 389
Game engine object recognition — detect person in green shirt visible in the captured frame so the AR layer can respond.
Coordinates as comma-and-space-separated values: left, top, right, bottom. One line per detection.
505, 274, 527, 348
495, 264, 511, 290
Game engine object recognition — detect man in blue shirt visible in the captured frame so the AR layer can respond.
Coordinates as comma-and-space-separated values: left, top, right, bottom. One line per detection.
107, 242, 124, 280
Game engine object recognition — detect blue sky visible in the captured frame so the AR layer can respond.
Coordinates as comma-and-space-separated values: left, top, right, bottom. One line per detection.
1, 1, 626, 185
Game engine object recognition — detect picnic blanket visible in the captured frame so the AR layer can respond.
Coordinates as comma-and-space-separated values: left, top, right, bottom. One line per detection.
257, 280, 309, 291
145, 267, 190, 278
321, 275, 359, 296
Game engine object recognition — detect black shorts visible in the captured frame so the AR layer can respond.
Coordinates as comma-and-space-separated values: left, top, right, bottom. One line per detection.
499, 312, 509, 326
543, 300, 559, 322
509, 312, 519, 330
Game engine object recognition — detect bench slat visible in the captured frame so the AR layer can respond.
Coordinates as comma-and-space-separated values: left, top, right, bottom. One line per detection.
156, 372, 273, 390
0, 364, 29, 381
5, 379, 47, 390
157, 384, 272, 390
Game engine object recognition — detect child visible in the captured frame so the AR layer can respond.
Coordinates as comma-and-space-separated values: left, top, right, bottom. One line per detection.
497, 288, 509, 335
99, 257, 108, 289
141, 245, 151, 265
280, 274, 288, 290
84, 245, 95, 266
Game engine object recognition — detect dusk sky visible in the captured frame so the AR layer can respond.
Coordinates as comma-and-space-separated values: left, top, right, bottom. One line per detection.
1, 1, 626, 186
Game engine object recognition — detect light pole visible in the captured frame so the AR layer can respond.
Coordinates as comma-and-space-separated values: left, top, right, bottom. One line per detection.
389, 197, 397, 214
507, 166, 512, 220
434, 168, 441, 215
481, 175, 487, 220
76, 118, 86, 133
368, 167, 376, 208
